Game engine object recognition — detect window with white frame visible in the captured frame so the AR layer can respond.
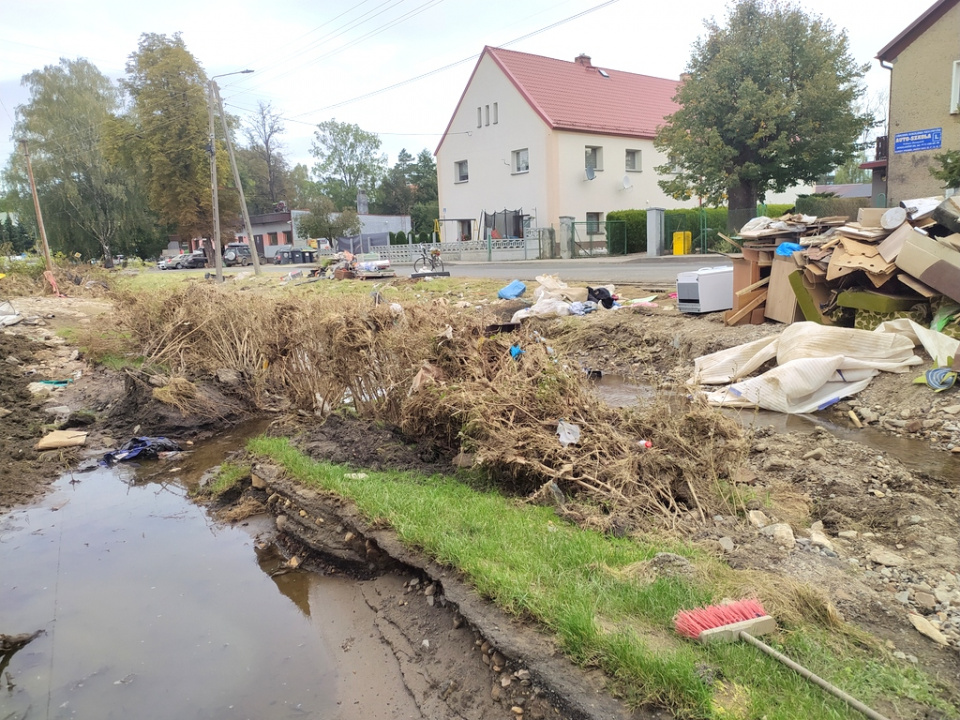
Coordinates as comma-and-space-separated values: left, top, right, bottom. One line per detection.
484, 104, 490, 126
455, 160, 469, 183
458, 219, 472, 241
952, 60, 960, 114
493, 102, 499, 124
586, 212, 603, 235
512, 148, 529, 173
585, 146, 603, 171
477, 107, 482, 128
625, 149, 641, 172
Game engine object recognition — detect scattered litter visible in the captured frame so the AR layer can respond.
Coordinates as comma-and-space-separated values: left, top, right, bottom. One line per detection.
914, 366, 958, 392
0, 300, 22, 326
102, 437, 182, 465
35, 430, 88, 450
345, 472, 368, 480
509, 344, 524, 360
498, 279, 526, 300
556, 420, 580, 447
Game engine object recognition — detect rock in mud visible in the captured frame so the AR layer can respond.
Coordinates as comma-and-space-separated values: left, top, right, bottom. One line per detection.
761, 523, 796, 549
908, 614, 949, 646
869, 550, 906, 567
748, 510, 769, 529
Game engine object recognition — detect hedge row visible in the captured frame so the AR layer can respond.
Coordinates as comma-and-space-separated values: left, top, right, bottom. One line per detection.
606, 203, 794, 255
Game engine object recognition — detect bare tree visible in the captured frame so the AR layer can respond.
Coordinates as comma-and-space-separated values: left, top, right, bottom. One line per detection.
245, 102, 286, 204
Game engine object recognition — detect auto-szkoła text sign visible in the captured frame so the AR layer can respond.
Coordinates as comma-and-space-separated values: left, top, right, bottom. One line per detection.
894, 128, 942, 154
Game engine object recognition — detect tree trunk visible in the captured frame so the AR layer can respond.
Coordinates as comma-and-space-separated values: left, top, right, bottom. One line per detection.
727, 182, 758, 233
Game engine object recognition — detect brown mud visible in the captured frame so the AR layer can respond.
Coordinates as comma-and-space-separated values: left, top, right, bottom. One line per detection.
2, 290, 959, 718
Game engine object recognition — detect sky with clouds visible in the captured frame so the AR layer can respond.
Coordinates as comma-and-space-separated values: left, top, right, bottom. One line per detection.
0, 0, 928, 177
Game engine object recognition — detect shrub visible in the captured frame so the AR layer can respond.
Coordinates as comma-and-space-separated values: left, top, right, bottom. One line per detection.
394, 231, 407, 246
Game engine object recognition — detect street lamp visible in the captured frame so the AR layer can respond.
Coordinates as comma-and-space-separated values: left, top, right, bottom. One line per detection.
208, 69, 253, 283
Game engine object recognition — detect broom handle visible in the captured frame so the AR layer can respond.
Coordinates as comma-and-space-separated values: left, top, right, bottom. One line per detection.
739, 631, 891, 720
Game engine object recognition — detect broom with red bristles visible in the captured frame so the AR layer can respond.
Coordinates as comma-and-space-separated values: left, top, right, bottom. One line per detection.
674, 599, 891, 720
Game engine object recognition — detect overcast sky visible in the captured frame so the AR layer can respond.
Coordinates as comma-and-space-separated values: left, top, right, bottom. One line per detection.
0, 0, 924, 178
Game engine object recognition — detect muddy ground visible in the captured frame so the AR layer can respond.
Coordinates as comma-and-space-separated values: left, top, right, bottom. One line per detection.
2, 289, 959, 718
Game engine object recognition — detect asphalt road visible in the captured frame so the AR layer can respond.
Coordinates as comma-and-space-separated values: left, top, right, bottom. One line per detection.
430, 254, 732, 286
190, 253, 731, 287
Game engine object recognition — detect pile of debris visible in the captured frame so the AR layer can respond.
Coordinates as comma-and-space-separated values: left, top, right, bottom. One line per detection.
723, 198, 960, 337
318, 251, 396, 280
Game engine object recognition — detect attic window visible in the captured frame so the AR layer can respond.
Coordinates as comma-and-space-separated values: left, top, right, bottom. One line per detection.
597, 69, 609, 78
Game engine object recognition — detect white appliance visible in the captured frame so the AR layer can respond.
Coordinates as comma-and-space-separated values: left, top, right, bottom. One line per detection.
676, 266, 734, 313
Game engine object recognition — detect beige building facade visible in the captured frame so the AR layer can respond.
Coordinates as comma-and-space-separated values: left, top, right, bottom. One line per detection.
878, 0, 960, 206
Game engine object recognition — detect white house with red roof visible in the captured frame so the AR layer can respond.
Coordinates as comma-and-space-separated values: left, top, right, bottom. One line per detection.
435, 47, 693, 243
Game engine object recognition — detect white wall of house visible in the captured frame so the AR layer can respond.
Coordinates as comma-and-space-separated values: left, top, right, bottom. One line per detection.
437, 53, 552, 239
437, 54, 700, 239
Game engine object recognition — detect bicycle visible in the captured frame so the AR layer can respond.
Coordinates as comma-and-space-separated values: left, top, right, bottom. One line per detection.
413, 244, 444, 273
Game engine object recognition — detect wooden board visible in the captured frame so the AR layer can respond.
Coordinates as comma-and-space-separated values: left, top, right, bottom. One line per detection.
724, 291, 767, 326
878, 222, 922, 263
764, 256, 804, 323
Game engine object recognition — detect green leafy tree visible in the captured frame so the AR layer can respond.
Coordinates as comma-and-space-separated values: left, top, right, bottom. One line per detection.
410, 149, 438, 206
123, 33, 236, 240
655, 0, 871, 230
310, 119, 386, 210
377, 166, 416, 216
288, 163, 319, 209
9, 58, 143, 266
297, 195, 362, 242
930, 150, 960, 190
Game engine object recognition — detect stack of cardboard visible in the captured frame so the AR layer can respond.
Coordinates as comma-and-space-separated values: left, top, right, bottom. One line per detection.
724, 199, 960, 336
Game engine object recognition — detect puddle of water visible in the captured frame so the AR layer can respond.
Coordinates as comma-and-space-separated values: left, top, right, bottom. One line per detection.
0, 426, 418, 720
590, 373, 960, 483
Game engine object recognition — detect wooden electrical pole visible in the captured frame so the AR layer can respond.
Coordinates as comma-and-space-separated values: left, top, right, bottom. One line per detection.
19, 140, 54, 274
214, 83, 262, 275
207, 81, 225, 283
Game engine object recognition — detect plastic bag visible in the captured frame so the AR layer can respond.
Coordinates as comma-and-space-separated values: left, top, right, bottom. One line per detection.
556, 420, 581, 447
498, 280, 527, 299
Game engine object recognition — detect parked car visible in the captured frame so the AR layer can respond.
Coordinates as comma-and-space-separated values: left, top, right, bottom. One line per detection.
180, 251, 208, 269
157, 256, 180, 270
223, 243, 260, 267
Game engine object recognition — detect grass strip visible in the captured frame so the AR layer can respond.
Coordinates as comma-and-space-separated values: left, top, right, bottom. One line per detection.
249, 435, 953, 719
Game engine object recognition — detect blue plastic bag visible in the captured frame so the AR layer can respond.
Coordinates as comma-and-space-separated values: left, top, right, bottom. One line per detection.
498, 280, 526, 299
775, 242, 803, 256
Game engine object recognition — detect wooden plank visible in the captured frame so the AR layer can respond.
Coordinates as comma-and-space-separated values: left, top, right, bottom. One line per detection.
718, 232, 743, 251
764, 256, 803, 323
735, 276, 769, 296
724, 291, 767, 325
897, 273, 939, 298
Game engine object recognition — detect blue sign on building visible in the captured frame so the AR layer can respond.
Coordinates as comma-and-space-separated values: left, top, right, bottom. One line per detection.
894, 128, 942, 154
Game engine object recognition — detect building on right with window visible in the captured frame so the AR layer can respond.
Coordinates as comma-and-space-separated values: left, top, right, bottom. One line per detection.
874, 0, 960, 206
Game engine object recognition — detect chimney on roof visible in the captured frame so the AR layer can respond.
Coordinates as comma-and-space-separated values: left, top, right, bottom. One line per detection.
575, 54, 592, 67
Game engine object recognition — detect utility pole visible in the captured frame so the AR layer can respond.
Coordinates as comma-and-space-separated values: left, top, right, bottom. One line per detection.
206, 82, 225, 283
213, 81, 261, 275
19, 140, 54, 274
207, 70, 254, 283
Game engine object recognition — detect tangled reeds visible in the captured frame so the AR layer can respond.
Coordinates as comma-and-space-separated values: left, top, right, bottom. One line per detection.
103, 283, 748, 518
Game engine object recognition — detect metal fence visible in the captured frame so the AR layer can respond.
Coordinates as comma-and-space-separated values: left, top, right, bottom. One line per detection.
315, 236, 540, 264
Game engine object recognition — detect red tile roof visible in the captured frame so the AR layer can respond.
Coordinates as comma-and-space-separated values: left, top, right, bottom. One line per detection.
437, 47, 680, 153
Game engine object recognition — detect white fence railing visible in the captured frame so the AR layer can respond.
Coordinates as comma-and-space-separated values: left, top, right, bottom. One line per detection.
317, 236, 545, 264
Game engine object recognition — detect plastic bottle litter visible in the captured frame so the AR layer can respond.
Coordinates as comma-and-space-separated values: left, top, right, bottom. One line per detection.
638, 439, 653, 449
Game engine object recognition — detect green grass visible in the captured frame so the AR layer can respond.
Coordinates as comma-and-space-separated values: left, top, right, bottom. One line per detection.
200, 461, 249, 497
248, 435, 955, 720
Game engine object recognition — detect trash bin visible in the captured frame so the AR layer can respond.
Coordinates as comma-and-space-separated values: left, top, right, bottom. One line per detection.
291, 249, 304, 263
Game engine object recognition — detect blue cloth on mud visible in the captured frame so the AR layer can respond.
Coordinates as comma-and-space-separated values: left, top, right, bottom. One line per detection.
102, 436, 182, 465
775, 242, 804, 256
498, 280, 526, 299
